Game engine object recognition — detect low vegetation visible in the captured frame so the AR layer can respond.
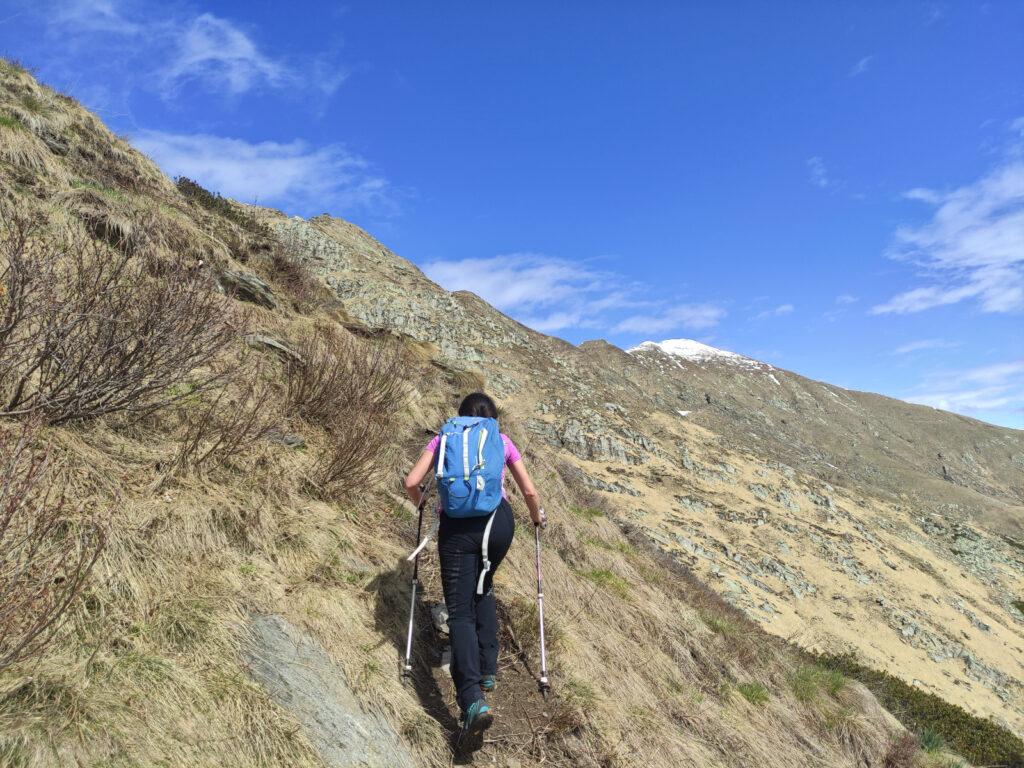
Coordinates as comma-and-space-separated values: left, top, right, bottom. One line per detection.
0, 208, 236, 425
0, 420, 106, 672
816, 652, 1024, 767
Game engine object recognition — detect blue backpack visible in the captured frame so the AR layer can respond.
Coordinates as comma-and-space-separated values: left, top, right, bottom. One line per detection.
435, 416, 505, 517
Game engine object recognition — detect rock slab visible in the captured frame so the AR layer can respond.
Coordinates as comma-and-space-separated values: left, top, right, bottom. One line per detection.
245, 614, 415, 768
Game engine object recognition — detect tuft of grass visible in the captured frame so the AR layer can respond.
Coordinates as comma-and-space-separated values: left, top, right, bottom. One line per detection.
920, 727, 945, 754
816, 652, 1024, 767
1011, 599, 1024, 615
570, 504, 604, 520
563, 678, 599, 707
581, 568, 630, 599
0, 114, 23, 130
702, 611, 739, 637
736, 681, 770, 706
790, 664, 846, 704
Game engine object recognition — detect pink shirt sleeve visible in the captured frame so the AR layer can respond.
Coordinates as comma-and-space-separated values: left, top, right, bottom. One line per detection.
425, 434, 440, 453
502, 434, 521, 465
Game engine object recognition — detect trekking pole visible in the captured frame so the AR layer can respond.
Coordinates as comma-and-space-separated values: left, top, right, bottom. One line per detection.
402, 475, 435, 682
534, 511, 551, 699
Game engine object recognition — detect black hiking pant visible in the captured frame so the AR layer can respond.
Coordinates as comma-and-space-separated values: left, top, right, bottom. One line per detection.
437, 498, 515, 714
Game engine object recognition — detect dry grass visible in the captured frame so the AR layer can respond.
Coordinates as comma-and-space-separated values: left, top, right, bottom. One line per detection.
0, 420, 106, 672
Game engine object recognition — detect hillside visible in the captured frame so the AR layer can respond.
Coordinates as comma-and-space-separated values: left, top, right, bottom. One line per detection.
1, 60, 1022, 768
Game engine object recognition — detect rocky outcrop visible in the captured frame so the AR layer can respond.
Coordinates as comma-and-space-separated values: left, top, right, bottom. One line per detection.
245, 614, 415, 768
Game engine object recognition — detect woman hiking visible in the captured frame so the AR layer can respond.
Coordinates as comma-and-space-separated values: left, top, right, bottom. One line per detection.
404, 392, 545, 741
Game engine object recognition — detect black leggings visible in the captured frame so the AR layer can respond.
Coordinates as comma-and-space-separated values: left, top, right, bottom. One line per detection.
437, 499, 515, 713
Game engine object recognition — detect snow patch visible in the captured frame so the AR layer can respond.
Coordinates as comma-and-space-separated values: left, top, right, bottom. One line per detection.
677, 410, 691, 417
629, 339, 773, 371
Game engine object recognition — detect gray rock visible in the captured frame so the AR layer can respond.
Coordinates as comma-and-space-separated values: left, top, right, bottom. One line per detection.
244, 614, 415, 768
221, 269, 277, 309
245, 333, 301, 362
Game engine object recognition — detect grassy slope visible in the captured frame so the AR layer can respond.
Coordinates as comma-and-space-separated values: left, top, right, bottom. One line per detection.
0, 60, 983, 768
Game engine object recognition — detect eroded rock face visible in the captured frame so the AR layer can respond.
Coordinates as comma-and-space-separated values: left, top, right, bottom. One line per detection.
245, 614, 415, 768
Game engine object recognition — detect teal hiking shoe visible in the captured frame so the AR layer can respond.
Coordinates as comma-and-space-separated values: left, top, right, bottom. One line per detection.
461, 699, 494, 738
480, 675, 496, 693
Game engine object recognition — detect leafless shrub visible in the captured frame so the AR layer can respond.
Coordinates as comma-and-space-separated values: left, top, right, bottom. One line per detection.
286, 328, 407, 498
0, 420, 106, 671
0, 208, 237, 425
882, 733, 920, 768
268, 242, 324, 312
169, 361, 280, 475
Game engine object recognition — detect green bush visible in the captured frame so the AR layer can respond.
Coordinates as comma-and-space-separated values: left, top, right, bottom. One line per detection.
815, 652, 1024, 767
175, 176, 268, 236
1012, 599, 1024, 615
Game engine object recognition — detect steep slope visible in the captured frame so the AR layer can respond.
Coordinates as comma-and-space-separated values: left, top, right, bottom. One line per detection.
0, 60, 1020, 768
263, 214, 1024, 735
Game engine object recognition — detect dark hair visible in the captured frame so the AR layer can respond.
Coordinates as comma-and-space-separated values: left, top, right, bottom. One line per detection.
458, 392, 498, 419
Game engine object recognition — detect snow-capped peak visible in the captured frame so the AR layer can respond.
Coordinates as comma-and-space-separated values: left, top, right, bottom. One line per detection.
627, 339, 773, 371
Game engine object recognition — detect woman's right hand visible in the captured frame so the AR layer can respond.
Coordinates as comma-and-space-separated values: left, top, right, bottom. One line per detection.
531, 507, 547, 529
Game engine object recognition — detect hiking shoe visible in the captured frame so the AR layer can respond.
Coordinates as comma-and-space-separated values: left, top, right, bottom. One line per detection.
480, 675, 496, 693
461, 699, 494, 738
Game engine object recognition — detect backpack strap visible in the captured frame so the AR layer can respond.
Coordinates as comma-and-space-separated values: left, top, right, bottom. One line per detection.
436, 432, 448, 480
476, 509, 497, 595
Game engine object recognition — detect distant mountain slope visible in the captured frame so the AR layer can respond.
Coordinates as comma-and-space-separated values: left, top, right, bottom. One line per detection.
265, 212, 1024, 733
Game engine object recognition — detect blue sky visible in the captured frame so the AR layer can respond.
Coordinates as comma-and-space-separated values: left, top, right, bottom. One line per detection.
2, 1, 1023, 428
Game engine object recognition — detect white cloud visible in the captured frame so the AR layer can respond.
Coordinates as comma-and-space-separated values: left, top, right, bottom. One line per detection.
54, 0, 142, 35
754, 303, 794, 320
44, 2, 344, 99
611, 304, 726, 335
160, 14, 285, 95
891, 338, 960, 355
421, 254, 611, 313
905, 360, 1024, 417
421, 254, 722, 337
873, 122, 1024, 315
834, 294, 858, 305
848, 55, 874, 78
132, 130, 394, 216
807, 156, 830, 188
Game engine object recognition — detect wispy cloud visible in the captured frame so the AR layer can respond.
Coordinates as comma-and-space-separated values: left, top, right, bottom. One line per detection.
891, 338, 961, 355
807, 156, 831, 188
54, 0, 142, 35
132, 130, 395, 216
421, 254, 723, 337
159, 13, 286, 95
823, 294, 858, 322
848, 55, 874, 78
421, 254, 641, 333
872, 119, 1024, 315
43, 0, 345, 100
754, 303, 794, 320
905, 359, 1024, 419
611, 304, 726, 335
